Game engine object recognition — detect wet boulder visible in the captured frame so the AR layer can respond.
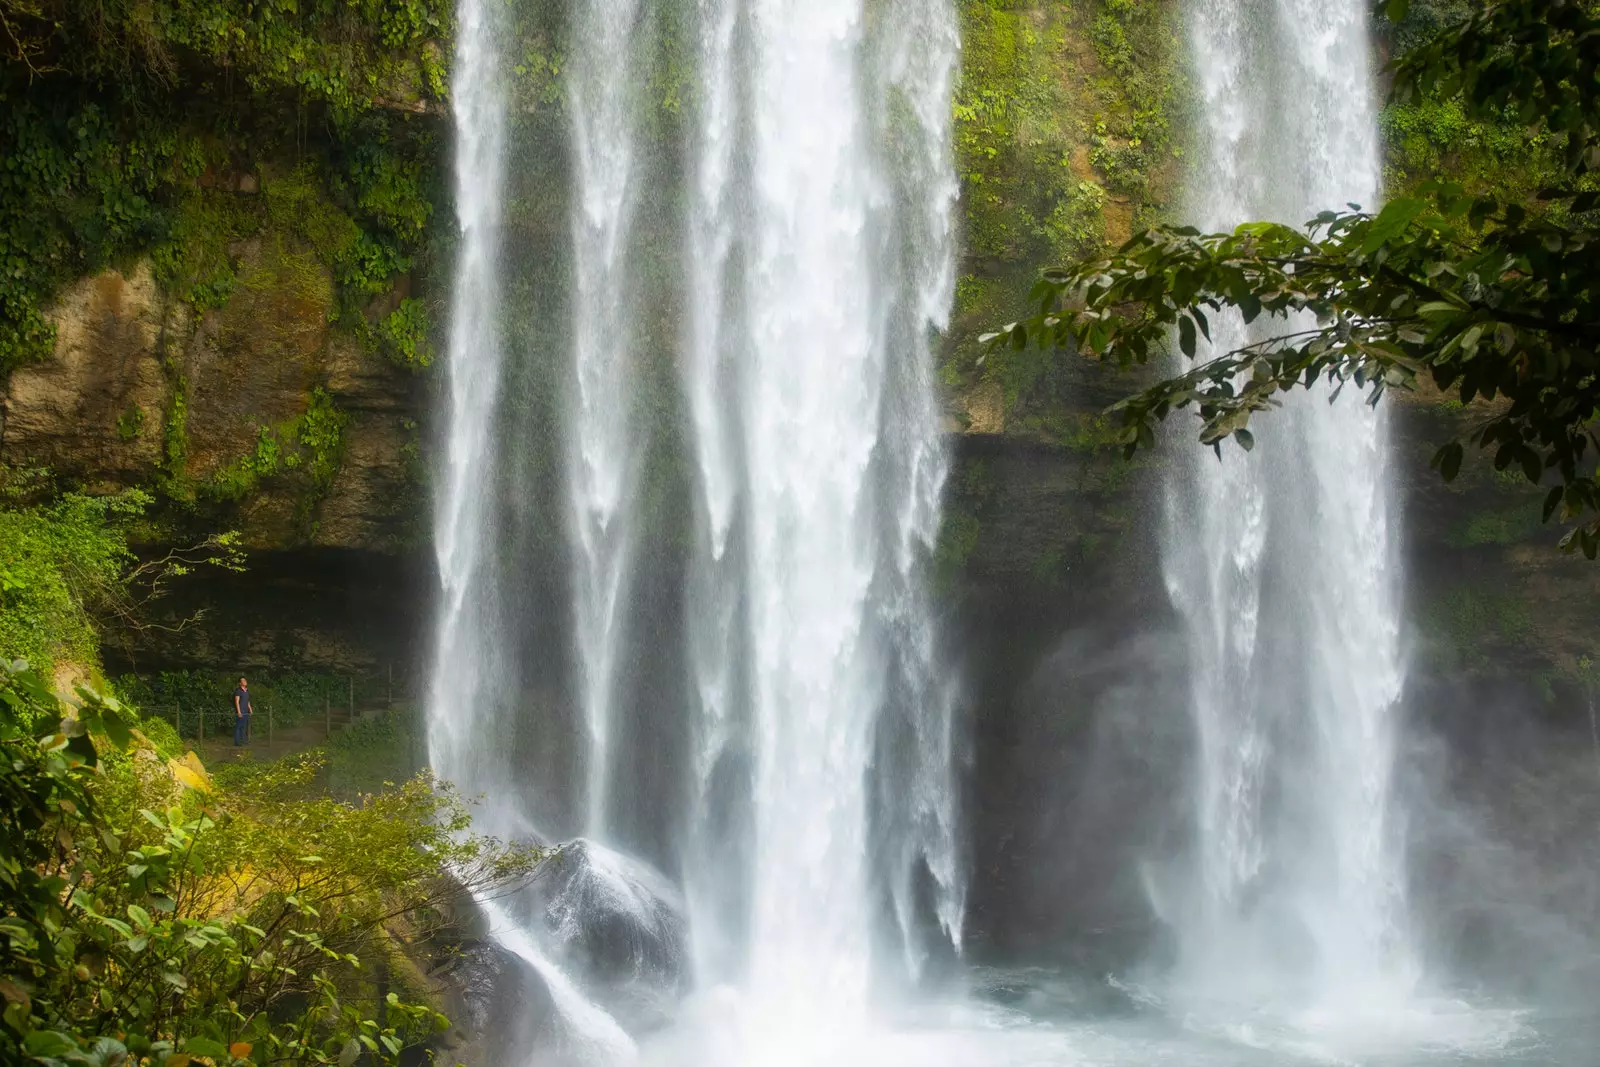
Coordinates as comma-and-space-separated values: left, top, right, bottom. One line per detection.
529, 839, 690, 1029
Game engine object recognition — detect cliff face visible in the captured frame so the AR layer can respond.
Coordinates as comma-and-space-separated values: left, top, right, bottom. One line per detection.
4, 257, 423, 553
1, 244, 429, 673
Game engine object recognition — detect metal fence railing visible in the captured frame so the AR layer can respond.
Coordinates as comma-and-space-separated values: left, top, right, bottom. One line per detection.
125, 666, 413, 747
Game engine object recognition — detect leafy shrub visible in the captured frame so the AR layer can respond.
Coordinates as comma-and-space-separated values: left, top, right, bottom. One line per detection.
0, 659, 538, 1066
0, 488, 143, 674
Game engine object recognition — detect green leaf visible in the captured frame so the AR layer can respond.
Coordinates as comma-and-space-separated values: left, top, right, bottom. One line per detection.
1178, 315, 1196, 358
1519, 446, 1543, 483
1544, 485, 1565, 522
1384, 0, 1410, 22
182, 1037, 227, 1058
1432, 441, 1465, 482
1362, 198, 1426, 253
1234, 428, 1255, 452
97, 706, 132, 749
24, 1031, 79, 1057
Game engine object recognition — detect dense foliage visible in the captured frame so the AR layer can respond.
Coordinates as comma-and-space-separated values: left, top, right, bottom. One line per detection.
0, 659, 539, 1066
0, 0, 449, 373
0, 472, 241, 676
991, 0, 1600, 555
0, 491, 139, 674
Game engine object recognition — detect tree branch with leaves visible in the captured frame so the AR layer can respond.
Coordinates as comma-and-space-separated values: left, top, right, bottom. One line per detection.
987, 0, 1600, 555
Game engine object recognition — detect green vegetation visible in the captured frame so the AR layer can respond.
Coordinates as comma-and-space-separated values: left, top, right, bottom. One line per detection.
951, 0, 1184, 420
0, 447, 514, 1067
205, 389, 348, 505
0, 488, 140, 675
0, 659, 537, 1066
0, 0, 448, 374
993, 0, 1600, 556
0, 471, 243, 678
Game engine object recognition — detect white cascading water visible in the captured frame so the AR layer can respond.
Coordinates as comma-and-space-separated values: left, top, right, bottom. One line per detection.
428, 0, 510, 829
1164, 0, 1416, 1026
568, 0, 648, 839
432, 0, 1558, 1062
431, 1, 640, 1061
679, 0, 746, 990
679, 0, 964, 1047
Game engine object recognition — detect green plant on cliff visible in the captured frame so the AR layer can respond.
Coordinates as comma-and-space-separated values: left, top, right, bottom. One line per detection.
0, 659, 539, 1066
0, 472, 243, 676
951, 0, 1183, 424
205, 389, 348, 504
0, 0, 448, 373
992, 0, 1600, 556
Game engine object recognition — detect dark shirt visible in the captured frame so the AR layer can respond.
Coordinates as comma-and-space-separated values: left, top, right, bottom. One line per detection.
234, 687, 252, 716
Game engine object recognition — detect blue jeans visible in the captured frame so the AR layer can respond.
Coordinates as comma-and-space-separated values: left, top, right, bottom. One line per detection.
233, 712, 250, 745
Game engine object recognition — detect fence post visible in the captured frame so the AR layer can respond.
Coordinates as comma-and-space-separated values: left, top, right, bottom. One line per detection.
387, 663, 393, 708
325, 692, 331, 738
348, 675, 354, 724
198, 700, 203, 742
268, 704, 273, 751
175, 700, 181, 740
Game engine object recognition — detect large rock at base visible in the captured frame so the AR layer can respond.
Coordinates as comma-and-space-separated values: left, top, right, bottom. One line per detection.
433, 935, 558, 1066
529, 839, 689, 1031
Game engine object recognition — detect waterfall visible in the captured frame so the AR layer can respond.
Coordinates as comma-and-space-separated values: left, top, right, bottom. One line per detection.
1166, 0, 1416, 1013
677, 0, 965, 1034
567, 0, 650, 839
428, 0, 510, 833
434, 0, 964, 1057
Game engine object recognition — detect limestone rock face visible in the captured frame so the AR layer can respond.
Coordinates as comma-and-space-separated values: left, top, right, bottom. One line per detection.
1, 256, 424, 556
2, 265, 173, 490
177, 240, 330, 485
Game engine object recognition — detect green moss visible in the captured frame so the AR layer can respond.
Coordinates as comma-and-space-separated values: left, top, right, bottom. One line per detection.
207, 426, 286, 502
934, 510, 983, 594
1451, 506, 1544, 548
150, 189, 261, 311
950, 0, 1183, 418
1423, 585, 1538, 672
162, 377, 190, 484
201, 387, 348, 509
116, 405, 145, 442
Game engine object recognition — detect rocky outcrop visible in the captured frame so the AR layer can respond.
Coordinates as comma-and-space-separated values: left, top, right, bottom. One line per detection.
2, 250, 424, 557
2, 245, 429, 674
1, 265, 172, 490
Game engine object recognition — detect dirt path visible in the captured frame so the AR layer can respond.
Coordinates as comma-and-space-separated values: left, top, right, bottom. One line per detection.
192, 708, 390, 764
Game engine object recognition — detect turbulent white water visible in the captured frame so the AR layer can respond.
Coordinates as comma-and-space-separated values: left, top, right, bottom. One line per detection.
676, 0, 966, 1038
1163, 0, 1416, 1016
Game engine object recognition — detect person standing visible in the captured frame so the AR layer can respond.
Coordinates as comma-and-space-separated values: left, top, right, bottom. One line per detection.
233, 677, 252, 746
